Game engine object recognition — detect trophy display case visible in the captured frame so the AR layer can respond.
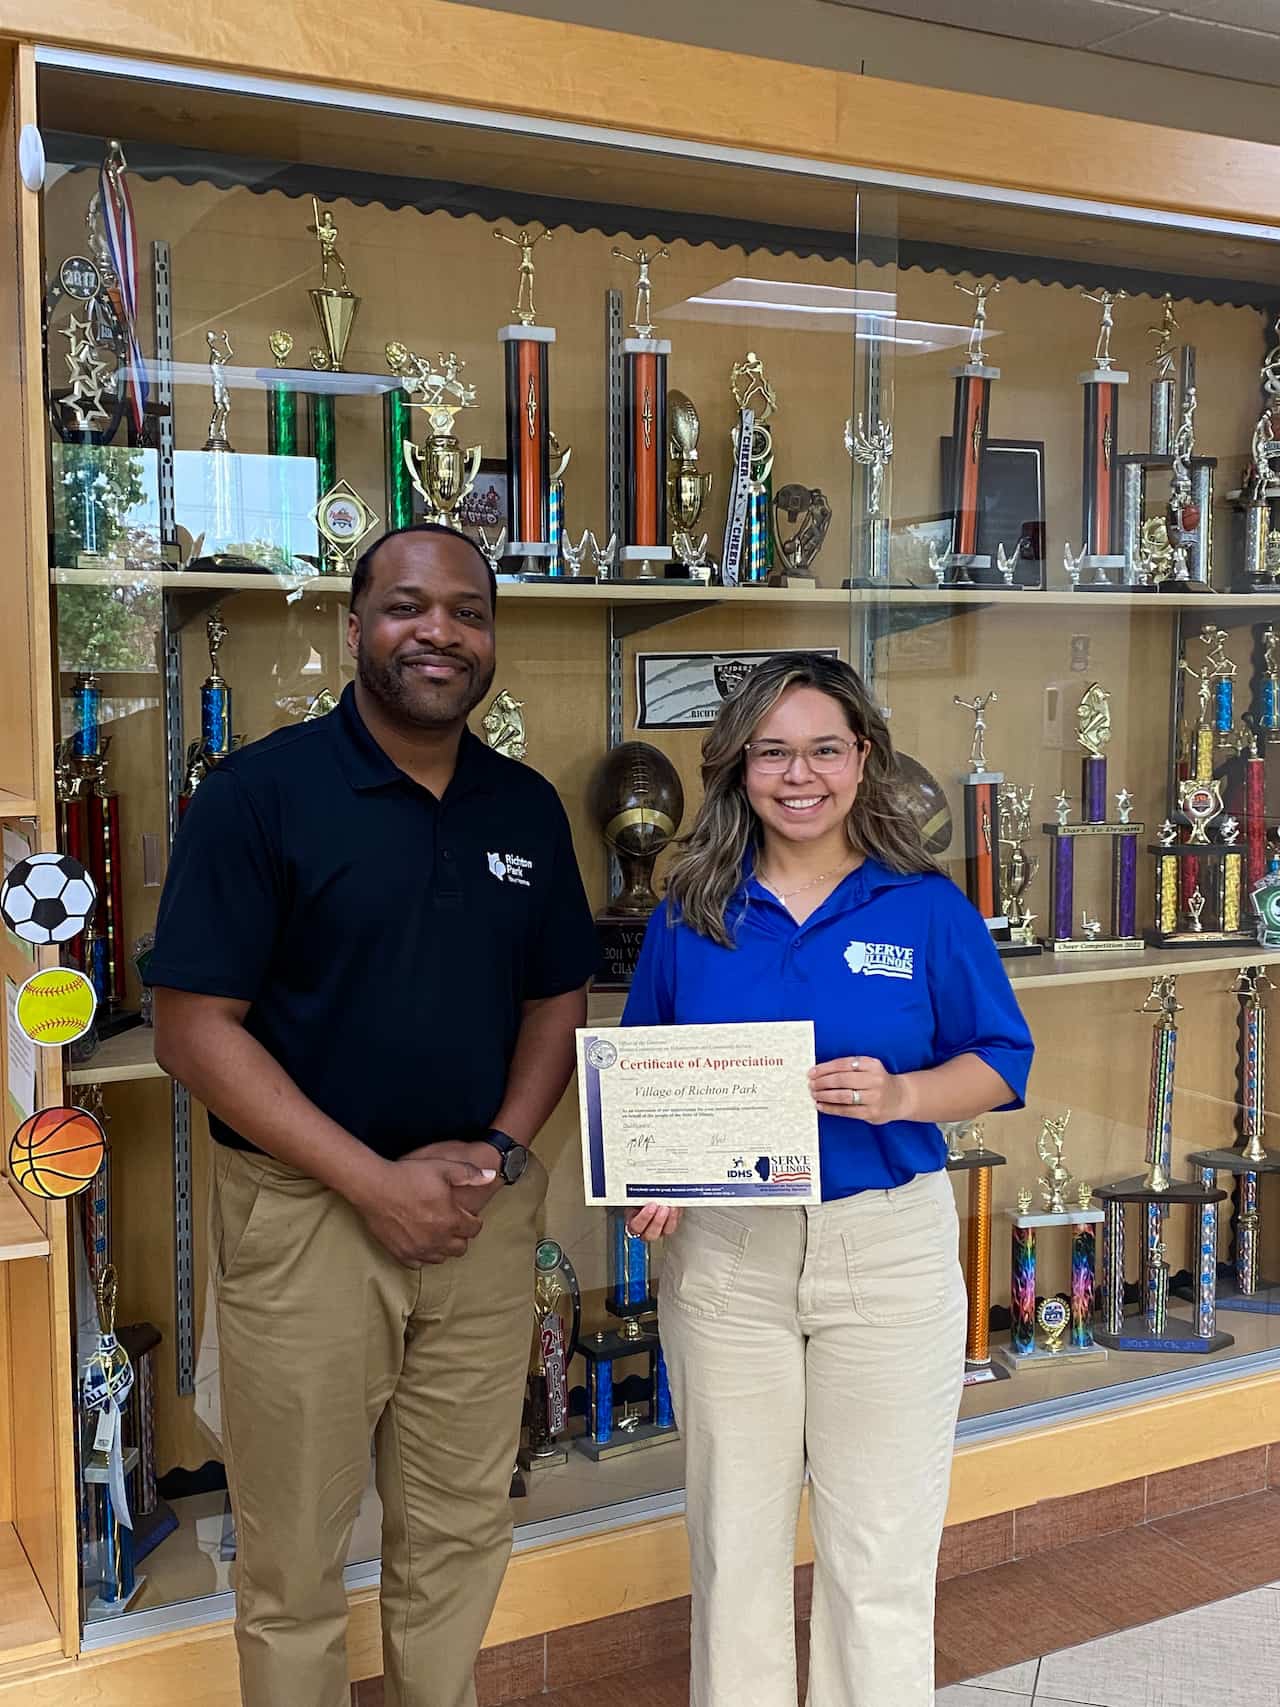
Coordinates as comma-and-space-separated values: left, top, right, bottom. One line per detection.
11, 43, 1280, 1664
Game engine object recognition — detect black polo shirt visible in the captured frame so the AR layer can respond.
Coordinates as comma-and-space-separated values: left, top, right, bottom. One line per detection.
147, 685, 598, 1158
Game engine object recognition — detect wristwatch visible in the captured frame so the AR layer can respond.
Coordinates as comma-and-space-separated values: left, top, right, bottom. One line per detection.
483, 1129, 530, 1186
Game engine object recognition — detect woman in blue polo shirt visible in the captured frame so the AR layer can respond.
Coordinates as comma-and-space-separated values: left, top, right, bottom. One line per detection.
623, 652, 1032, 1707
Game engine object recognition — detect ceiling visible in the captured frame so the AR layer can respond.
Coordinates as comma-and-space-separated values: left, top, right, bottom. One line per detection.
819, 0, 1280, 87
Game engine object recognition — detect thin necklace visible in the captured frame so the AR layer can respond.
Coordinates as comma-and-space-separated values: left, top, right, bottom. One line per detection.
757, 857, 855, 903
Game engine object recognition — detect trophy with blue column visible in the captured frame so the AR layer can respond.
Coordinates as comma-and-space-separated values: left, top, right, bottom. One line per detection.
573, 1210, 677, 1459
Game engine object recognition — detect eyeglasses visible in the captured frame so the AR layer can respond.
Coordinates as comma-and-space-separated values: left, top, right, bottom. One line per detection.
743, 737, 863, 774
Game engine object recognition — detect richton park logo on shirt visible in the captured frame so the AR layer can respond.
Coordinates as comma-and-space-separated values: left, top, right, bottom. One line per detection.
843, 940, 914, 980
487, 851, 533, 887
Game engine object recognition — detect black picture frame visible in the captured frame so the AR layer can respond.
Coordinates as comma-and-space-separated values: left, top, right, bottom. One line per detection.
939, 435, 1047, 590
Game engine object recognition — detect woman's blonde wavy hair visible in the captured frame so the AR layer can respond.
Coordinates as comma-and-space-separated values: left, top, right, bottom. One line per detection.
664, 652, 941, 946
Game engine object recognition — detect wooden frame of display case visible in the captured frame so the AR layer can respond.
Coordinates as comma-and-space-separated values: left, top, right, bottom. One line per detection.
4, 6, 1280, 1700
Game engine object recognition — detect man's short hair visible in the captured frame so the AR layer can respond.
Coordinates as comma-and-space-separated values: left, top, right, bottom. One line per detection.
349, 523, 497, 613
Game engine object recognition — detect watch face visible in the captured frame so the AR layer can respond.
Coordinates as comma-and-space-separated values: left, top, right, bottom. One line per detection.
503, 1143, 529, 1184
536, 1239, 563, 1271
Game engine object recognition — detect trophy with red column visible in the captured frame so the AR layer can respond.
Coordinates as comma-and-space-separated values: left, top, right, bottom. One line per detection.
1069, 289, 1130, 590
612, 246, 674, 580
933, 280, 1002, 589
494, 226, 560, 576
56, 674, 127, 1023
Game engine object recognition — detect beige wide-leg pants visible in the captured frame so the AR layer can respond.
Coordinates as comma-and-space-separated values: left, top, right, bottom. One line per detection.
660, 1168, 967, 1707
210, 1143, 546, 1707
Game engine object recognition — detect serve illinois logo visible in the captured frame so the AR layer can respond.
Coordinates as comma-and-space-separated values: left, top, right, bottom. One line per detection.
843, 939, 914, 980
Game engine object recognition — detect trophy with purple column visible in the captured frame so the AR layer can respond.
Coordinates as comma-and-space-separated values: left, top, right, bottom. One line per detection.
1042, 682, 1142, 951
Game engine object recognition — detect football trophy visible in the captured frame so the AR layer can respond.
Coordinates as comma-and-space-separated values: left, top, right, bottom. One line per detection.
589, 741, 684, 989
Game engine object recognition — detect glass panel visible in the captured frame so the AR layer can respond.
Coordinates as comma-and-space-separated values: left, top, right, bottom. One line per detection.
38, 63, 863, 1630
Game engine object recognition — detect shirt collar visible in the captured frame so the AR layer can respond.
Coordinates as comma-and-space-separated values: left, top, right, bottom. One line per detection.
332, 684, 495, 799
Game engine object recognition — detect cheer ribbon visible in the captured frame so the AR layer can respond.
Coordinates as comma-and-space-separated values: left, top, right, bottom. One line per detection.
97, 141, 148, 436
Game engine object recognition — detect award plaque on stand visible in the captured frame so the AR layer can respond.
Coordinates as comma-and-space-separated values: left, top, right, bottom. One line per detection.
1094, 977, 1232, 1355
996, 1114, 1106, 1370
943, 1122, 1011, 1385
1042, 683, 1143, 952
588, 742, 683, 991
1069, 289, 1131, 591
1185, 969, 1280, 1315
612, 246, 674, 581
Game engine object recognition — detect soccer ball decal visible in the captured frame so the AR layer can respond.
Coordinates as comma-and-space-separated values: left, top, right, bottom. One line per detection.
1, 853, 97, 946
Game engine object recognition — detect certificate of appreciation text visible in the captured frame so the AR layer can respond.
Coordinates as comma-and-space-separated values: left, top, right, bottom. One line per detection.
577, 1021, 820, 1206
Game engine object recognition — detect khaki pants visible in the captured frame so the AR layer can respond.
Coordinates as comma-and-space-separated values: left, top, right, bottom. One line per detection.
210, 1143, 546, 1707
660, 1169, 967, 1707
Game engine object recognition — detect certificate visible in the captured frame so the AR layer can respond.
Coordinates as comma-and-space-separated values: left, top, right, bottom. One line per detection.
577, 1021, 820, 1206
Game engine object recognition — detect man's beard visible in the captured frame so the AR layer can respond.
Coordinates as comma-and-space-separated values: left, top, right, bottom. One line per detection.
357, 643, 495, 728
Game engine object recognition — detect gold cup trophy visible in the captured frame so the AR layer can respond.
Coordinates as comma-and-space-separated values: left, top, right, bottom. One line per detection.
385, 342, 483, 527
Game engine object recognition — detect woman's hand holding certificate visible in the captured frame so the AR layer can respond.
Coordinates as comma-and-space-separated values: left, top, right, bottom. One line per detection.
577, 1021, 820, 1206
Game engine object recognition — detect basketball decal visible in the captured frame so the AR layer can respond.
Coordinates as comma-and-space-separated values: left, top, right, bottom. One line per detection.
1, 852, 97, 946
15, 967, 97, 1047
9, 1105, 107, 1200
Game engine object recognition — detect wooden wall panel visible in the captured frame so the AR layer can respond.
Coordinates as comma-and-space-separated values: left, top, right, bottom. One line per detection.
10, 0, 1280, 226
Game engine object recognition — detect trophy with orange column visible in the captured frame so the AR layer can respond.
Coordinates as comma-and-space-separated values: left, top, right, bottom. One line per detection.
612, 245, 673, 580
494, 225, 564, 576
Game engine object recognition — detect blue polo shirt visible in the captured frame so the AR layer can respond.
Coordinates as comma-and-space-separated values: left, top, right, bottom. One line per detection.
622, 857, 1033, 1199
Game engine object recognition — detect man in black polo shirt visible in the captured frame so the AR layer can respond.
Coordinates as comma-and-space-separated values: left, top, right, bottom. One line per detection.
149, 524, 597, 1707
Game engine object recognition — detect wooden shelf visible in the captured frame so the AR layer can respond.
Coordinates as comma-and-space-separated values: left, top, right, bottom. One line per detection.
51, 564, 1280, 611
0, 1523, 60, 1664
67, 1025, 167, 1087
1008, 945, 1280, 992
0, 786, 37, 817
0, 1176, 49, 1262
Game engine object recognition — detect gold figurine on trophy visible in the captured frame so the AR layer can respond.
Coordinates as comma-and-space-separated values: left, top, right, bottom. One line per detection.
667, 390, 713, 575
386, 341, 483, 527
493, 225, 552, 327
307, 197, 360, 371
612, 243, 670, 338
1037, 1111, 1074, 1214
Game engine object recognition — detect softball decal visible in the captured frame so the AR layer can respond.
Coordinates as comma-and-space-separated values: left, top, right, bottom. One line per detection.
15, 967, 98, 1047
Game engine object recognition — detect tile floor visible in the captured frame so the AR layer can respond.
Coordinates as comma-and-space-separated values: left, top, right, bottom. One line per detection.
352, 1487, 1280, 1705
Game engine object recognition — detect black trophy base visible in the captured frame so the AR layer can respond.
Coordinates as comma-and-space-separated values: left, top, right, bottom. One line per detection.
962, 1358, 1012, 1388
1186, 1148, 1280, 1178
945, 1148, 1008, 1173
1146, 928, 1259, 950
573, 1421, 679, 1461
1094, 1175, 1227, 1207
605, 1297, 658, 1325
495, 571, 599, 585
577, 1324, 660, 1364
593, 912, 651, 993
1093, 1318, 1233, 1355
1155, 580, 1216, 594
95, 1008, 144, 1043
998, 938, 1043, 959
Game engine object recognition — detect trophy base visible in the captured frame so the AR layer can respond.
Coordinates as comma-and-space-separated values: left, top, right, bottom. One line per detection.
1145, 928, 1258, 950
1095, 1174, 1228, 1206
945, 1147, 1008, 1174
1211, 1278, 1280, 1315
519, 1442, 569, 1470
997, 938, 1043, 959
496, 571, 600, 584
94, 1008, 144, 1043
1093, 1318, 1233, 1355
132, 1498, 179, 1565
87, 1575, 149, 1619
592, 913, 651, 992
994, 1340, 1108, 1371
1186, 1148, 1280, 1178
664, 564, 714, 585
573, 1421, 679, 1461
842, 576, 914, 590
1154, 579, 1215, 594
1232, 578, 1280, 594
1044, 935, 1145, 954
962, 1358, 1012, 1387
767, 571, 818, 590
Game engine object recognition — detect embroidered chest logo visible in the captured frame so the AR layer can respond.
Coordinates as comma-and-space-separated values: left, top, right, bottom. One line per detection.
487, 850, 533, 887
843, 940, 913, 980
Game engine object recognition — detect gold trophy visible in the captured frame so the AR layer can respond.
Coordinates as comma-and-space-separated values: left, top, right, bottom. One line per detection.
1036, 1111, 1074, 1214
306, 197, 360, 372
482, 689, 527, 761
386, 342, 483, 527
203, 330, 234, 453
589, 741, 684, 989
770, 484, 831, 587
